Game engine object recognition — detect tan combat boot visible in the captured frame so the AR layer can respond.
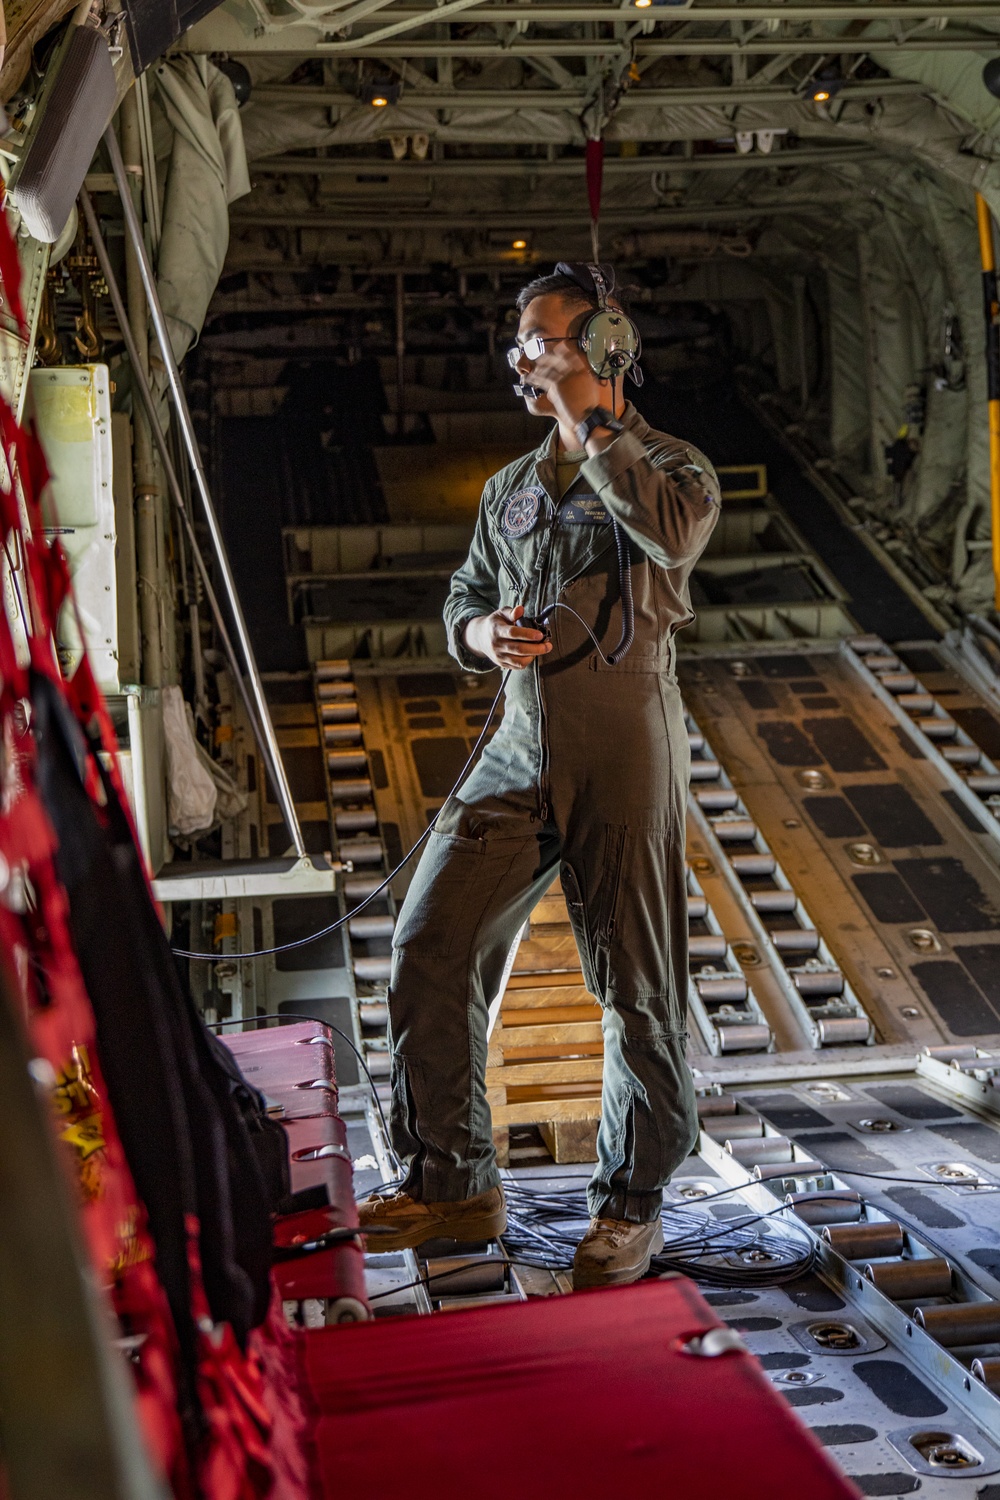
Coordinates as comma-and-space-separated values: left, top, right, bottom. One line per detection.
572, 1216, 665, 1290
357, 1185, 507, 1252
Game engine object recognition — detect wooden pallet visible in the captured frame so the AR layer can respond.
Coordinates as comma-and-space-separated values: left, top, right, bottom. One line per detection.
487, 881, 603, 1164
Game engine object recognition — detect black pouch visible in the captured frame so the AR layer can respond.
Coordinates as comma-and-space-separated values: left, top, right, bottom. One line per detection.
31, 671, 276, 1434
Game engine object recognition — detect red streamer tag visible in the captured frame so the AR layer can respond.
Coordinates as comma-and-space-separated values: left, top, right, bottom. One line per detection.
586, 138, 604, 227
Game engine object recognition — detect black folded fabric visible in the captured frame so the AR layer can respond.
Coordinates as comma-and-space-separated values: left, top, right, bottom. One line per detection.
32, 673, 275, 1432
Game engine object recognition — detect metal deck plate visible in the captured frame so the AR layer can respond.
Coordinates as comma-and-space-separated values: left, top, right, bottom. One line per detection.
678, 646, 1000, 1055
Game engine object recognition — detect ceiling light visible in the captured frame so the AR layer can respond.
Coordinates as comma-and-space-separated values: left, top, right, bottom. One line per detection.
807, 74, 845, 104
634, 1, 653, 9
360, 79, 401, 108
512, 238, 527, 249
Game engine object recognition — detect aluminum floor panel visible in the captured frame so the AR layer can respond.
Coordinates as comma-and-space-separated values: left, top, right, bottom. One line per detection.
678, 646, 1000, 1055
351, 657, 502, 902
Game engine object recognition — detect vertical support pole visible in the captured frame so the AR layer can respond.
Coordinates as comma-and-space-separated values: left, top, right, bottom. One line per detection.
120, 90, 163, 687
976, 192, 1000, 612
105, 126, 306, 859
395, 270, 406, 438
586, 136, 603, 262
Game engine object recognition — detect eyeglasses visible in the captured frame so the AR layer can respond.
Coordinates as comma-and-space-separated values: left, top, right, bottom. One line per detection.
506, 335, 578, 369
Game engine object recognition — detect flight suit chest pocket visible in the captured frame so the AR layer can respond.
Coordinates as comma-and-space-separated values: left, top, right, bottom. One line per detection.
494, 530, 537, 597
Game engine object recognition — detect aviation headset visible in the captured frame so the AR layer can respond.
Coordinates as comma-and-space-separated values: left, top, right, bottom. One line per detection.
510, 261, 643, 399
556, 261, 644, 387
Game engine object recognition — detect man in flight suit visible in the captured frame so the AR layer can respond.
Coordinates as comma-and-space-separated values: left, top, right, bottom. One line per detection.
359, 265, 720, 1288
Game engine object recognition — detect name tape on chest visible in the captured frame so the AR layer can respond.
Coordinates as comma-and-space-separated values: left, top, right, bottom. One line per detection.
559, 491, 610, 525
501, 486, 545, 539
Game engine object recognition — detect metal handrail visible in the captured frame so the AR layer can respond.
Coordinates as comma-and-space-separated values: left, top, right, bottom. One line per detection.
102, 125, 305, 858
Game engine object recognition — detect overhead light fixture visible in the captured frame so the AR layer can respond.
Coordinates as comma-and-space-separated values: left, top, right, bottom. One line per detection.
512, 238, 527, 250
634, 1, 653, 10
807, 73, 845, 104
360, 79, 401, 108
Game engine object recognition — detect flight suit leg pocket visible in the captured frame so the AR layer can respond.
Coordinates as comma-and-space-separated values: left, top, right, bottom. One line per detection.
559, 861, 599, 997
389, 1050, 425, 1168
619, 1026, 699, 1179
601, 823, 688, 1030
392, 829, 485, 959
597, 824, 627, 945
562, 827, 628, 1003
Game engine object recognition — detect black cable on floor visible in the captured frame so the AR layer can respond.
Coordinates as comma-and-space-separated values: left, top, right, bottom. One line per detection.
499, 1182, 816, 1286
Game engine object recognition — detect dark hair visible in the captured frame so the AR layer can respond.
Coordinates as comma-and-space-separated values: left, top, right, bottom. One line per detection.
515, 269, 625, 315
515, 272, 599, 315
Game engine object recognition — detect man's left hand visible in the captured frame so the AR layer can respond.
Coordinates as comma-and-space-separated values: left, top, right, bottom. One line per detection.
527, 342, 601, 432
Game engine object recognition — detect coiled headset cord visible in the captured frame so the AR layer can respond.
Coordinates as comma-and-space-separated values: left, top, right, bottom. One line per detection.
172, 530, 634, 962
531, 519, 634, 667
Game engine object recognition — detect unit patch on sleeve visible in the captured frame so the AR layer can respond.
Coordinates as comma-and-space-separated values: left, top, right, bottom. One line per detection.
501, 486, 545, 538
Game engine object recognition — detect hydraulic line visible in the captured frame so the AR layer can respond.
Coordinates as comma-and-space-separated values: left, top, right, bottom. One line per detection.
119, 90, 163, 689
499, 1182, 816, 1286
976, 191, 1000, 611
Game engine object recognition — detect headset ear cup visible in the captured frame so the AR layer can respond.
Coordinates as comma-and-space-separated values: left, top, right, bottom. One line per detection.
579, 308, 642, 380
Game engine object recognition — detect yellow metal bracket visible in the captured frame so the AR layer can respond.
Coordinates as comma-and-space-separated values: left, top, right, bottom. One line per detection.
975, 192, 1000, 611
716, 463, 768, 501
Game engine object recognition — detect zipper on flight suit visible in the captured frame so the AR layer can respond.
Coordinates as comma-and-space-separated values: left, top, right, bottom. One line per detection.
534, 503, 560, 824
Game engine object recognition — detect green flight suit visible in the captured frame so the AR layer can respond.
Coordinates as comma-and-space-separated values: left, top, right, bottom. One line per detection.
387, 402, 720, 1222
